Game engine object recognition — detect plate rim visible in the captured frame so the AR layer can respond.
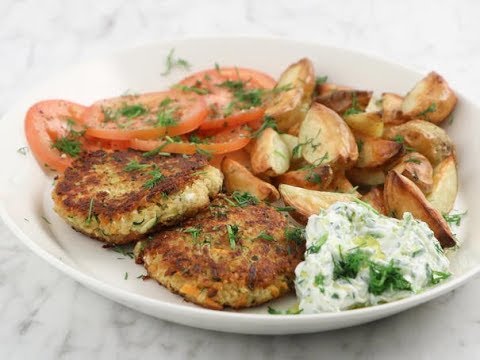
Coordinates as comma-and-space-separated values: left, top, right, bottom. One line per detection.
1, 35, 479, 332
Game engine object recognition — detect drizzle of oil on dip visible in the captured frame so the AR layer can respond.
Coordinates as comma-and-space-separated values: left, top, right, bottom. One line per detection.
295, 201, 451, 313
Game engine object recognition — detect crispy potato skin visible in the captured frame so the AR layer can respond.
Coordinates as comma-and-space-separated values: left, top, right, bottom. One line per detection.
274, 166, 333, 191
299, 103, 358, 167
137, 195, 304, 310
266, 58, 315, 132
383, 119, 455, 166
343, 112, 383, 138
279, 184, 358, 224
222, 158, 280, 202
384, 171, 456, 248
315, 83, 352, 97
361, 187, 387, 215
392, 152, 433, 194
346, 167, 385, 186
427, 155, 458, 214
52, 150, 222, 244
315, 90, 372, 115
251, 128, 290, 176
356, 136, 402, 168
381, 92, 410, 125
402, 71, 457, 124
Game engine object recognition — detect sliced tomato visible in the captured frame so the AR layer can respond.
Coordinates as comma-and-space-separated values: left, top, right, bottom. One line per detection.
25, 100, 90, 171
129, 127, 251, 155
83, 91, 208, 141
177, 67, 276, 131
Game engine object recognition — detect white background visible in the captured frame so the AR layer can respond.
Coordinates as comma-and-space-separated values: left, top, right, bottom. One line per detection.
1, 0, 479, 359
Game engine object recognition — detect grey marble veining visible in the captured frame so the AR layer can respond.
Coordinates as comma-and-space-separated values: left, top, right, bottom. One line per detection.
1, 0, 480, 359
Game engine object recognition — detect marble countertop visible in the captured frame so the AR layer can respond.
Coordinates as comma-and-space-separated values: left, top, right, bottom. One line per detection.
1, 0, 480, 358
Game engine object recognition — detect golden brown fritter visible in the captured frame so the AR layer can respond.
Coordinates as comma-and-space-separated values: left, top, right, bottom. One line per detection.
52, 150, 223, 245
135, 194, 305, 310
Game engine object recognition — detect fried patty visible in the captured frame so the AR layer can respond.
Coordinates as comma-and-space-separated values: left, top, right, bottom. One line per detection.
52, 150, 223, 245
134, 195, 305, 310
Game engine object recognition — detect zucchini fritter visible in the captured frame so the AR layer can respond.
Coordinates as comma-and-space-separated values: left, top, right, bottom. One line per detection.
135, 195, 305, 309
52, 150, 223, 244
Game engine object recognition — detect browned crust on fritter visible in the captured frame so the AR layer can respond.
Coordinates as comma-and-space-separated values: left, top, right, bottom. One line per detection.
53, 150, 209, 221
140, 195, 305, 309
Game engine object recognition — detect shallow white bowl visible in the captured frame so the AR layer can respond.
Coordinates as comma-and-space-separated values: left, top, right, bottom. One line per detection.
1, 37, 478, 335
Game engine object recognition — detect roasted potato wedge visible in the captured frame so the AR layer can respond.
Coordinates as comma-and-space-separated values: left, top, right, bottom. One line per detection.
286, 121, 301, 136
315, 89, 372, 115
356, 136, 402, 168
343, 112, 384, 138
274, 165, 333, 191
427, 155, 458, 214
361, 187, 386, 215
279, 184, 359, 224
392, 152, 433, 194
265, 58, 315, 132
250, 128, 290, 176
210, 149, 252, 171
381, 92, 410, 125
402, 71, 457, 124
365, 95, 383, 113
383, 119, 455, 166
222, 158, 279, 202
346, 167, 385, 186
279, 133, 302, 162
298, 103, 358, 167
328, 172, 360, 196
384, 171, 456, 248
315, 82, 352, 97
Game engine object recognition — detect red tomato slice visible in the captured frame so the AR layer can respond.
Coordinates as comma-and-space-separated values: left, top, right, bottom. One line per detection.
129, 127, 251, 155
83, 91, 208, 141
177, 67, 276, 131
25, 100, 90, 171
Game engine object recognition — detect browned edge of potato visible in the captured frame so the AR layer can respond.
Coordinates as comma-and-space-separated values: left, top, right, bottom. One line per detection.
384, 170, 456, 248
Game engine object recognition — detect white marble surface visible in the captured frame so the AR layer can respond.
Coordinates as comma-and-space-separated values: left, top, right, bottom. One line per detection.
1, 0, 480, 358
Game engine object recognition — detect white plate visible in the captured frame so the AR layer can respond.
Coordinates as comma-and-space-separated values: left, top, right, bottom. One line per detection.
1, 37, 479, 335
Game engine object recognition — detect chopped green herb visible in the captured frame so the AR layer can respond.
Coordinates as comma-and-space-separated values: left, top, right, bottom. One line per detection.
250, 116, 278, 138
124, 160, 150, 172
119, 104, 147, 119
429, 269, 451, 285
124, 272, 128, 280
195, 147, 213, 159
214, 62, 221, 72
184, 227, 202, 241
306, 234, 328, 254
285, 226, 306, 245
142, 143, 169, 158
226, 224, 239, 249
231, 191, 259, 207
443, 211, 467, 226
161, 48, 191, 76
86, 198, 94, 224
356, 139, 364, 153
218, 79, 245, 92
52, 137, 82, 157
368, 260, 412, 295
173, 84, 209, 95
188, 134, 203, 144
393, 135, 405, 144
111, 244, 135, 258
305, 172, 322, 184
17, 146, 28, 155
156, 107, 177, 127
41, 216, 51, 225
343, 93, 362, 116
418, 103, 437, 118
314, 273, 325, 290
256, 231, 274, 241
315, 75, 328, 86
333, 247, 369, 279
144, 168, 165, 189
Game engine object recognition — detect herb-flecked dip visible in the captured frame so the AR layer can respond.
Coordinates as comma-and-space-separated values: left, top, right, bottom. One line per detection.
295, 201, 451, 313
